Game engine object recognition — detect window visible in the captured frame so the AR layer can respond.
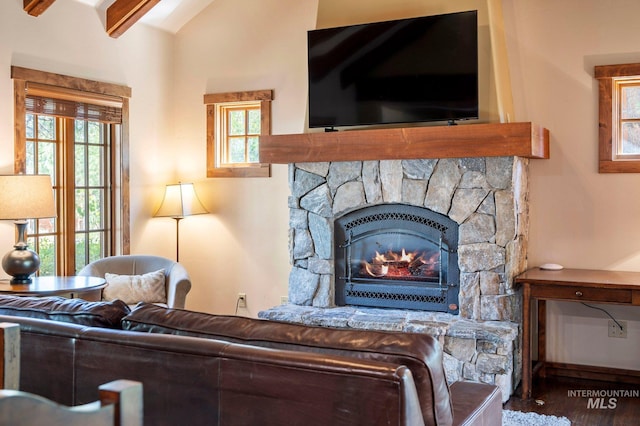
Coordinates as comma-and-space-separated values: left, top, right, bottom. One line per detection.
220, 104, 261, 165
596, 63, 640, 172
205, 90, 272, 178
12, 66, 131, 275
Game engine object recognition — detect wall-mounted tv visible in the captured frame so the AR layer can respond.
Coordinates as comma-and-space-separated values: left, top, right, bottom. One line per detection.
307, 10, 478, 129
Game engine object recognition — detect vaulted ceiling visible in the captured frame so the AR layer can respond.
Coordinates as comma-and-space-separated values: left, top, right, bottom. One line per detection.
24, 0, 215, 38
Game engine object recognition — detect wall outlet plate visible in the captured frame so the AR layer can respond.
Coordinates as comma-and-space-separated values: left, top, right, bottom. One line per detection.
608, 320, 627, 338
237, 293, 247, 308
280, 296, 288, 305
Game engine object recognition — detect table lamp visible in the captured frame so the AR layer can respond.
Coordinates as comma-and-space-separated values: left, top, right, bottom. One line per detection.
0, 175, 56, 284
154, 182, 208, 262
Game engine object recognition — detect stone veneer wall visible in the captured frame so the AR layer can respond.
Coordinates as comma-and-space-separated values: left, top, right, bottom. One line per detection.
259, 156, 530, 401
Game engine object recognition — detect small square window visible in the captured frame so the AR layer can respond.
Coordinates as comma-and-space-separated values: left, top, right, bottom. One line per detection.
615, 81, 640, 159
204, 90, 272, 178
220, 104, 260, 166
596, 63, 640, 172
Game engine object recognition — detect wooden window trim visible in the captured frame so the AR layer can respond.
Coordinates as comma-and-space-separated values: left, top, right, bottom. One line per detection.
596, 63, 640, 173
11, 66, 131, 255
205, 90, 272, 178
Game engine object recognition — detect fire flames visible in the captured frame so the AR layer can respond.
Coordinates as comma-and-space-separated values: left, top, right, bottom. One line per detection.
360, 249, 440, 280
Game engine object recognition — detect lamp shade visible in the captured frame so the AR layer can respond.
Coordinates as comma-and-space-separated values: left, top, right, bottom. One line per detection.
0, 175, 56, 220
154, 182, 208, 218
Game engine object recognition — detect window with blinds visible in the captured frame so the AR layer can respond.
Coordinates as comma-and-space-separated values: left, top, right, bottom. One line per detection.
12, 67, 131, 275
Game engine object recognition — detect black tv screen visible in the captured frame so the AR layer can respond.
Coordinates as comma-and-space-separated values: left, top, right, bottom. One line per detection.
307, 11, 478, 129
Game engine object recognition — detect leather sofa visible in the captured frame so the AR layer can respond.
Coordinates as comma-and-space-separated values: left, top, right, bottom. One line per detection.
0, 296, 501, 426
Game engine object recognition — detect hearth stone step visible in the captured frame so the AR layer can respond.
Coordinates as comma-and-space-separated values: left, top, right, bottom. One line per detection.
259, 304, 519, 403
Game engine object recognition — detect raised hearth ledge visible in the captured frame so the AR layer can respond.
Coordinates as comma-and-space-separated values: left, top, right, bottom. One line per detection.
259, 122, 549, 164
259, 304, 519, 402
258, 304, 518, 338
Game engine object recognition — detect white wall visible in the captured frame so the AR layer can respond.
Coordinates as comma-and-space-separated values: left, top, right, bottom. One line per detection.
0, 2, 175, 276
170, 0, 318, 316
504, 0, 640, 368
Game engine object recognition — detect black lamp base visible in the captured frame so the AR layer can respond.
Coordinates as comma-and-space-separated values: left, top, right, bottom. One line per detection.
2, 246, 40, 286
9, 276, 34, 285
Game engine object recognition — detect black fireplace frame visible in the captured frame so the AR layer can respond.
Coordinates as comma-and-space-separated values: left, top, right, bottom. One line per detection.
334, 204, 459, 313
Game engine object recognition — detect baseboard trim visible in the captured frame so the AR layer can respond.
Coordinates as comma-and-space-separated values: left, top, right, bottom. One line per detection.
543, 362, 640, 384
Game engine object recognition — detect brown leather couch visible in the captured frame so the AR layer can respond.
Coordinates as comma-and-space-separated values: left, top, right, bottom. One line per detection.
0, 296, 501, 426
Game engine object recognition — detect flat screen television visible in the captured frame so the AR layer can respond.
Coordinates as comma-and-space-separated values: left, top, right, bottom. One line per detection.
307, 10, 478, 129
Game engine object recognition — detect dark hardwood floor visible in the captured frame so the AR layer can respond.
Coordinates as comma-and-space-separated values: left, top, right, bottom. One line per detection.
504, 376, 640, 426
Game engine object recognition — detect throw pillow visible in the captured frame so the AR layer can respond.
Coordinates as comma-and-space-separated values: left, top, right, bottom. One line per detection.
103, 269, 166, 305
0, 294, 131, 328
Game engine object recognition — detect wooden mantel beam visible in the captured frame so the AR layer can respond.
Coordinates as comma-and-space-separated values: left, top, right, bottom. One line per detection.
23, 0, 56, 17
106, 0, 160, 38
259, 122, 550, 164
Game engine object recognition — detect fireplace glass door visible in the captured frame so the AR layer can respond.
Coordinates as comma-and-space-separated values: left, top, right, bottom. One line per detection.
335, 204, 459, 313
348, 230, 444, 282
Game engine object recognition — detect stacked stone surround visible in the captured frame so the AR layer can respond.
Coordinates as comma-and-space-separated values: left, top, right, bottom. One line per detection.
259, 156, 530, 401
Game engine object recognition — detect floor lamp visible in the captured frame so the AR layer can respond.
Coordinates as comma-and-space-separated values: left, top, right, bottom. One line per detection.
154, 182, 209, 262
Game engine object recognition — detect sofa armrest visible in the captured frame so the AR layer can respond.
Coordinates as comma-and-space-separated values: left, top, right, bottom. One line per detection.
450, 381, 502, 426
165, 263, 191, 309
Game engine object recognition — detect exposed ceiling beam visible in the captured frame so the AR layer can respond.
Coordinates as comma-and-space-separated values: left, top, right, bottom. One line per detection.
23, 0, 57, 17
106, 0, 161, 38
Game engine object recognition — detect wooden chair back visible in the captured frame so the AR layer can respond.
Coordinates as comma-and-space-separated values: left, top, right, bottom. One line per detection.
0, 323, 143, 426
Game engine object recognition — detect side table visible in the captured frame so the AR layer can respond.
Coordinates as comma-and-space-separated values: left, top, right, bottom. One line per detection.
515, 267, 640, 399
0, 276, 107, 301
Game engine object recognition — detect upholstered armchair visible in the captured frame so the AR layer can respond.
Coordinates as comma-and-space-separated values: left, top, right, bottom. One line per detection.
77, 255, 191, 309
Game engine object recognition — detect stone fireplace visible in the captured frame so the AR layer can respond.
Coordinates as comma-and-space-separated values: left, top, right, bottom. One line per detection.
258, 122, 549, 401
259, 154, 530, 401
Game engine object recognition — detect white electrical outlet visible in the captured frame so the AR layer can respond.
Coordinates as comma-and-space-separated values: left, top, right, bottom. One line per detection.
608, 320, 627, 338
237, 293, 247, 308
280, 296, 289, 305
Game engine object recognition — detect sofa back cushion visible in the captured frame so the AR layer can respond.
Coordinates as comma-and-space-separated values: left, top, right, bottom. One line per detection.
122, 303, 453, 425
76, 327, 425, 426
0, 295, 130, 328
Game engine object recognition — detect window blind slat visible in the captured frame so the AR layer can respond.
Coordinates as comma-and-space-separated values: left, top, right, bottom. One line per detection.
25, 83, 123, 124
25, 95, 122, 123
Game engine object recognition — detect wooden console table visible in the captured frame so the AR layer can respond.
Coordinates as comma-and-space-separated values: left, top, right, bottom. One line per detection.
515, 268, 640, 399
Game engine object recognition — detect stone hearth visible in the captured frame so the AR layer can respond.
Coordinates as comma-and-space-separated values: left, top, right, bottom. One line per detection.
259, 156, 530, 401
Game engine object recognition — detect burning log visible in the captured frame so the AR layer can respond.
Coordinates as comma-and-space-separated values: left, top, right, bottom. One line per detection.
359, 249, 440, 279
